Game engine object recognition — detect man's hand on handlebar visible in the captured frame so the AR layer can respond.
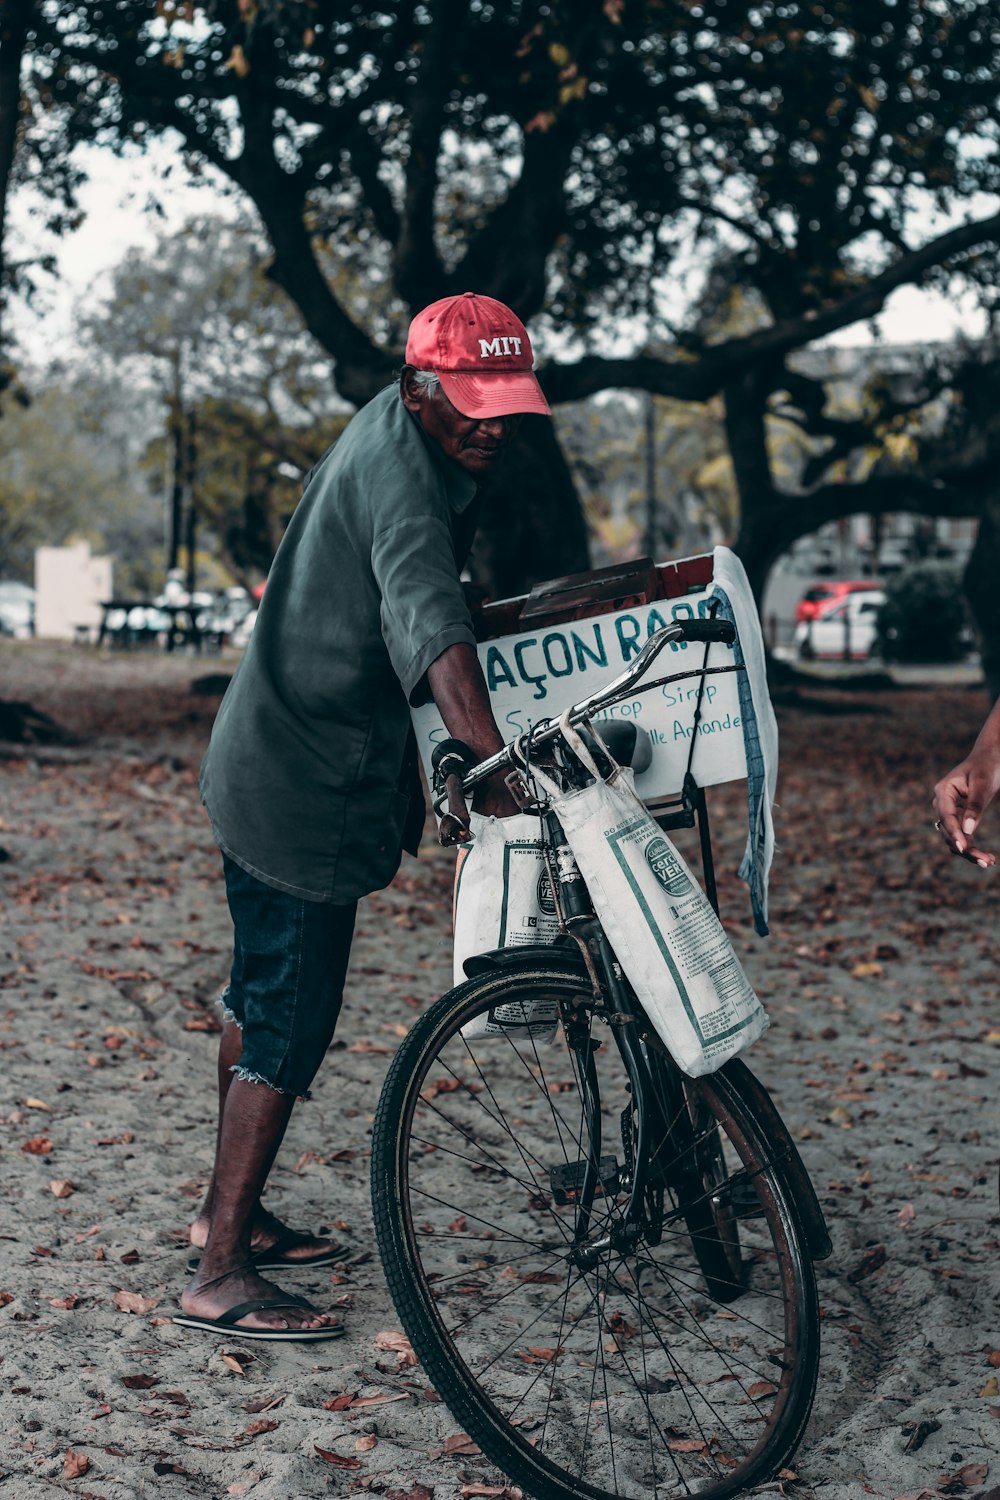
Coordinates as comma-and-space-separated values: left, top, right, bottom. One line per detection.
438, 771, 519, 846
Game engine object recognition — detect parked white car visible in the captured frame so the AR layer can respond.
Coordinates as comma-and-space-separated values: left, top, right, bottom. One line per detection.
794, 589, 886, 660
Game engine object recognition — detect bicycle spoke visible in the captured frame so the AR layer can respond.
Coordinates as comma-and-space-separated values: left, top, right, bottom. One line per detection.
375, 969, 819, 1500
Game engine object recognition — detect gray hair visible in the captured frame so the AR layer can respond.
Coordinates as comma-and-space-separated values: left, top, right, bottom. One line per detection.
410, 369, 441, 394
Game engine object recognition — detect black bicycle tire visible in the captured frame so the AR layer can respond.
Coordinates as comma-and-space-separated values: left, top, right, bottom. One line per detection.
639, 1053, 746, 1304
371, 959, 821, 1500
678, 1124, 746, 1304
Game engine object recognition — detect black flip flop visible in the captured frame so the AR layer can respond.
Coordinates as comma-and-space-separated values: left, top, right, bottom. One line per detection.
172, 1294, 345, 1342
186, 1232, 345, 1274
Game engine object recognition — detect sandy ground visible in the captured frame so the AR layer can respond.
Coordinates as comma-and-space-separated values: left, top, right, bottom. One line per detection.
0, 641, 998, 1500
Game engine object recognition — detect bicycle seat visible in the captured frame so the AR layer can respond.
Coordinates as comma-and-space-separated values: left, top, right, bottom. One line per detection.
589, 720, 653, 773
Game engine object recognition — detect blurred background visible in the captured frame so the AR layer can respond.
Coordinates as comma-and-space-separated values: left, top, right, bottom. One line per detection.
2, 0, 1000, 684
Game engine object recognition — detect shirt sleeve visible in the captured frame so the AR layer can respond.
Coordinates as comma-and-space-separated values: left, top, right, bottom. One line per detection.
372, 514, 477, 706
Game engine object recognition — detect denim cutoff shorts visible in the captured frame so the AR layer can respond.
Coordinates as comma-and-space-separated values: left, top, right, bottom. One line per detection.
219, 854, 357, 1099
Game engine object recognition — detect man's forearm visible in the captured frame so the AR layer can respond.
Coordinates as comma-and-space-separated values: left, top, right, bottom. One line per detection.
425, 641, 505, 760
426, 642, 518, 819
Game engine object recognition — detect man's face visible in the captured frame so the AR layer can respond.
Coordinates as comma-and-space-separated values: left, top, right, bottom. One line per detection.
401, 371, 522, 477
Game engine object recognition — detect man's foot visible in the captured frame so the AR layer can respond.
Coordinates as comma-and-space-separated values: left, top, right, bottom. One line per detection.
177, 1264, 343, 1340
189, 1206, 343, 1267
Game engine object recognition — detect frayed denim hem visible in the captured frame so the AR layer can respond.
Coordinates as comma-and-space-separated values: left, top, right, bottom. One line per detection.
217, 989, 242, 1029
228, 1063, 311, 1102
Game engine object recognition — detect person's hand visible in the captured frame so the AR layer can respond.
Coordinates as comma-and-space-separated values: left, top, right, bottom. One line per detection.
932, 753, 1000, 867
472, 769, 521, 820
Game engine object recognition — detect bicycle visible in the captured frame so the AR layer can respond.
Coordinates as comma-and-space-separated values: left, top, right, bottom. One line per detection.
371, 617, 831, 1500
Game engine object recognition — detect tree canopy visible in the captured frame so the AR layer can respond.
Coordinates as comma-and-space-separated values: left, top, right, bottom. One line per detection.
10, 0, 1000, 597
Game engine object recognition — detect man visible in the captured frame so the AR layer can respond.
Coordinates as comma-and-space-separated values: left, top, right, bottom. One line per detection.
932, 698, 1000, 869
173, 293, 550, 1340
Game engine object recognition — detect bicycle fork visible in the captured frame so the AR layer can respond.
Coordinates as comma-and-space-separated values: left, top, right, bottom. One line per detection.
543, 812, 666, 1268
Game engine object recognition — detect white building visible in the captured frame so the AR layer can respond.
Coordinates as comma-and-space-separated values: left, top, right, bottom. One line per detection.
34, 541, 113, 640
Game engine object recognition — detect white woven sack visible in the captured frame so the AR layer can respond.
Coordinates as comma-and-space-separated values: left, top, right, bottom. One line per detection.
539, 719, 768, 1076
452, 812, 561, 1039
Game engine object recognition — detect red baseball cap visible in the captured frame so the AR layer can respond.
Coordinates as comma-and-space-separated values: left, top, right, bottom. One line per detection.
405, 292, 551, 419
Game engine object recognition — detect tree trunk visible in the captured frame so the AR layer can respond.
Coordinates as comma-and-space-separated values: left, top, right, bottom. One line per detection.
184, 407, 198, 597
0, 0, 32, 392
963, 506, 1000, 701
470, 414, 591, 599
724, 368, 786, 605
167, 352, 184, 573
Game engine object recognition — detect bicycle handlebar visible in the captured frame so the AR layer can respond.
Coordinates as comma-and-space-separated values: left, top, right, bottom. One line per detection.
432, 616, 736, 811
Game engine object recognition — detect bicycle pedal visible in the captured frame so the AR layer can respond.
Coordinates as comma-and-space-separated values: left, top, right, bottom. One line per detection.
550, 1155, 620, 1205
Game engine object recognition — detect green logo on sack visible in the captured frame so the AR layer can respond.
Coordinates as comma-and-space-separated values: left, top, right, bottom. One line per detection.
537, 870, 557, 916
644, 836, 691, 896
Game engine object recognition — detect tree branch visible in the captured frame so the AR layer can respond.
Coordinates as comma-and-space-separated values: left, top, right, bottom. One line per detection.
391, 0, 466, 306
544, 210, 1000, 405
453, 126, 573, 318
343, 125, 401, 247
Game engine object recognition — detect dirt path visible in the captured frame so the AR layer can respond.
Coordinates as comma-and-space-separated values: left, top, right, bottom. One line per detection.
1, 643, 998, 1500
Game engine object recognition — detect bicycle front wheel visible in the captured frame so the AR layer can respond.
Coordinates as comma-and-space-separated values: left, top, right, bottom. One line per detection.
371, 957, 819, 1500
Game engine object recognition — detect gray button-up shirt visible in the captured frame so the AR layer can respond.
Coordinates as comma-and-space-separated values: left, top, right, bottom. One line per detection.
200, 385, 478, 902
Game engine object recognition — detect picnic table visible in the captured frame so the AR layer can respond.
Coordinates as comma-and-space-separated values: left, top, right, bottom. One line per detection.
97, 599, 204, 653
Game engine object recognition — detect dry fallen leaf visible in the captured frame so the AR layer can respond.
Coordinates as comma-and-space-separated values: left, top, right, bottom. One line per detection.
461, 1488, 524, 1499
220, 1353, 248, 1376
112, 1290, 157, 1315
314, 1444, 362, 1468
374, 1330, 418, 1367
746, 1380, 777, 1399
355, 1433, 378, 1453
322, 1392, 356, 1411
348, 1392, 411, 1410
62, 1449, 90, 1480
428, 1432, 481, 1458
121, 1374, 158, 1390
25, 1097, 50, 1111
49, 1179, 75, 1198
244, 1418, 279, 1437
22, 1136, 54, 1154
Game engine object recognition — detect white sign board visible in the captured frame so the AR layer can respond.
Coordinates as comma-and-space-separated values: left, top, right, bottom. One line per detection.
412, 588, 750, 806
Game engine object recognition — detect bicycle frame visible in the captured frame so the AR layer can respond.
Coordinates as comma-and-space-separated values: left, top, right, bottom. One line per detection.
539, 804, 694, 1265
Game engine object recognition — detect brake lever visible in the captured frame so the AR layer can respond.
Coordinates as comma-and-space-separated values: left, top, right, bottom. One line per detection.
438, 770, 473, 847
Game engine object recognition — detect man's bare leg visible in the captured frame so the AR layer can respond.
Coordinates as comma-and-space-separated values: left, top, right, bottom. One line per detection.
180, 1075, 337, 1332
188, 1020, 340, 1264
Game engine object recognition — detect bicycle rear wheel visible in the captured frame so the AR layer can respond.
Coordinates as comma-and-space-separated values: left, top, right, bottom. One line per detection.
371, 957, 819, 1500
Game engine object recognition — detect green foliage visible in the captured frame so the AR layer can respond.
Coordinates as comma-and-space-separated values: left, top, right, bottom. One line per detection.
0, 378, 155, 581
877, 560, 970, 664
84, 213, 351, 580
19, 1, 1000, 341
11, 1, 1000, 597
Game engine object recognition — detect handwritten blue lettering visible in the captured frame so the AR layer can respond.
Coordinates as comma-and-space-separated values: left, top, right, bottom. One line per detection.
486, 645, 517, 692
513, 638, 547, 699
572, 625, 607, 671
615, 614, 642, 661
542, 632, 573, 678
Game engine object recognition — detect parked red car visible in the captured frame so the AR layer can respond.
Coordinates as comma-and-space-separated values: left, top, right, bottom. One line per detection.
794, 579, 881, 625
